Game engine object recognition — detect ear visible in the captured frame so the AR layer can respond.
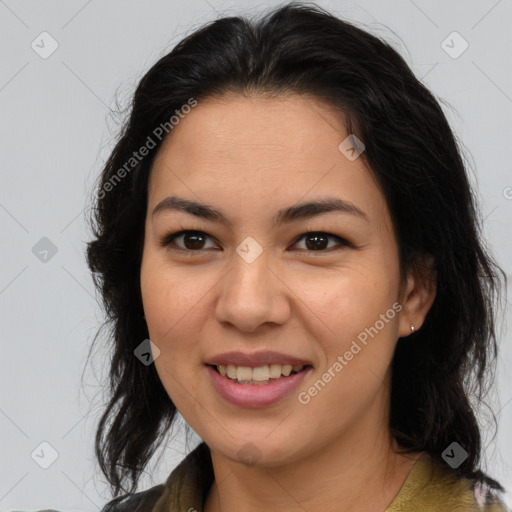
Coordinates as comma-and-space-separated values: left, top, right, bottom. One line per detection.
398, 254, 437, 338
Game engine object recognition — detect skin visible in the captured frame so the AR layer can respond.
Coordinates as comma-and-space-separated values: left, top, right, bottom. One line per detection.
140, 92, 436, 512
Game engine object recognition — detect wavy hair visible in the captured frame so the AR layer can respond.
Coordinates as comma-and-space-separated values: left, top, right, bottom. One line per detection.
85, 1, 507, 499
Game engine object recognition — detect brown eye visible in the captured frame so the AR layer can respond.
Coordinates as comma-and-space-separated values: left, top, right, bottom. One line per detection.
182, 232, 207, 250
160, 230, 218, 252
293, 232, 351, 252
159, 229, 352, 255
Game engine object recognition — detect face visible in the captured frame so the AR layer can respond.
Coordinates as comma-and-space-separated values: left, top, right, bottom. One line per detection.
140, 93, 421, 467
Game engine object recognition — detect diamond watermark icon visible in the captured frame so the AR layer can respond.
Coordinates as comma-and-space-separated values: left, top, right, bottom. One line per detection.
236, 236, 263, 264
441, 31, 468, 59
237, 442, 262, 466
31, 441, 59, 469
442, 441, 468, 469
338, 134, 365, 161
32, 237, 58, 263
31, 31, 59, 59
134, 339, 161, 365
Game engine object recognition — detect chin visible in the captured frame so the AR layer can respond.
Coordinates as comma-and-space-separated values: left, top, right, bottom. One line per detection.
206, 432, 307, 468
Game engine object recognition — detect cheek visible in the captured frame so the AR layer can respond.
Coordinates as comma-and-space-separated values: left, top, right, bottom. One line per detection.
141, 258, 208, 339
140, 262, 205, 402
140, 256, 215, 402
300, 287, 400, 425
299, 265, 400, 380
293, 260, 398, 330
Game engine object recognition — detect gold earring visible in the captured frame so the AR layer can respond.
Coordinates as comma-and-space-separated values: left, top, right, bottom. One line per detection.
411, 324, 415, 333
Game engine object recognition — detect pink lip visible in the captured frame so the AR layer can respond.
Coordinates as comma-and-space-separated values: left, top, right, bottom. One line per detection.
207, 364, 312, 408
205, 350, 313, 367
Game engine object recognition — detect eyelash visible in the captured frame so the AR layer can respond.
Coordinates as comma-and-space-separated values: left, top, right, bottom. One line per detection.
158, 228, 354, 255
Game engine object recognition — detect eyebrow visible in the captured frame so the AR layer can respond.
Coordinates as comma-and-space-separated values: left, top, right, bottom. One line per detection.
152, 195, 368, 226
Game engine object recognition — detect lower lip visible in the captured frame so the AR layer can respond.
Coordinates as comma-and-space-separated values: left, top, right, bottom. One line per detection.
206, 365, 312, 408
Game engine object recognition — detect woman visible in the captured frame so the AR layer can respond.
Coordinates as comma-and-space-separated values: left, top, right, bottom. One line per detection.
86, 3, 509, 511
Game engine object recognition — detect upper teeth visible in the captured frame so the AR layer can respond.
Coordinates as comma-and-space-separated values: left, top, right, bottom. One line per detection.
217, 364, 304, 381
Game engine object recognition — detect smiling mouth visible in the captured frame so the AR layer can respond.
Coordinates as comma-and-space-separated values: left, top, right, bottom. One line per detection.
208, 363, 312, 385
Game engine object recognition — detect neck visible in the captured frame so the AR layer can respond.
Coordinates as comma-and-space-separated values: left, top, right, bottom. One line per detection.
204, 423, 422, 512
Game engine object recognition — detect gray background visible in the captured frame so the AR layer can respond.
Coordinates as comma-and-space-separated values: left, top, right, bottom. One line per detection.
1, 0, 511, 510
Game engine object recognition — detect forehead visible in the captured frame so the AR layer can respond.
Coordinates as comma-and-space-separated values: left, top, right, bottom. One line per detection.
151, 93, 349, 171
148, 93, 389, 227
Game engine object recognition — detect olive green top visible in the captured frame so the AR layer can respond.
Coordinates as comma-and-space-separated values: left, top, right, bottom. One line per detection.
97, 441, 509, 511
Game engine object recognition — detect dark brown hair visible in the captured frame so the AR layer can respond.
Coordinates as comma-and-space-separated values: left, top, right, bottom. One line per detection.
85, 1, 506, 500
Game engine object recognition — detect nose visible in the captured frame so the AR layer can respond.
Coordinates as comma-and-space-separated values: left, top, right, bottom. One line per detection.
214, 250, 291, 332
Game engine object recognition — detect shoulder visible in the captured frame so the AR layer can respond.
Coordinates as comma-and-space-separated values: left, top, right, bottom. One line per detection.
100, 483, 166, 512
99, 442, 213, 512
472, 480, 510, 511
388, 452, 509, 512
421, 455, 509, 511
